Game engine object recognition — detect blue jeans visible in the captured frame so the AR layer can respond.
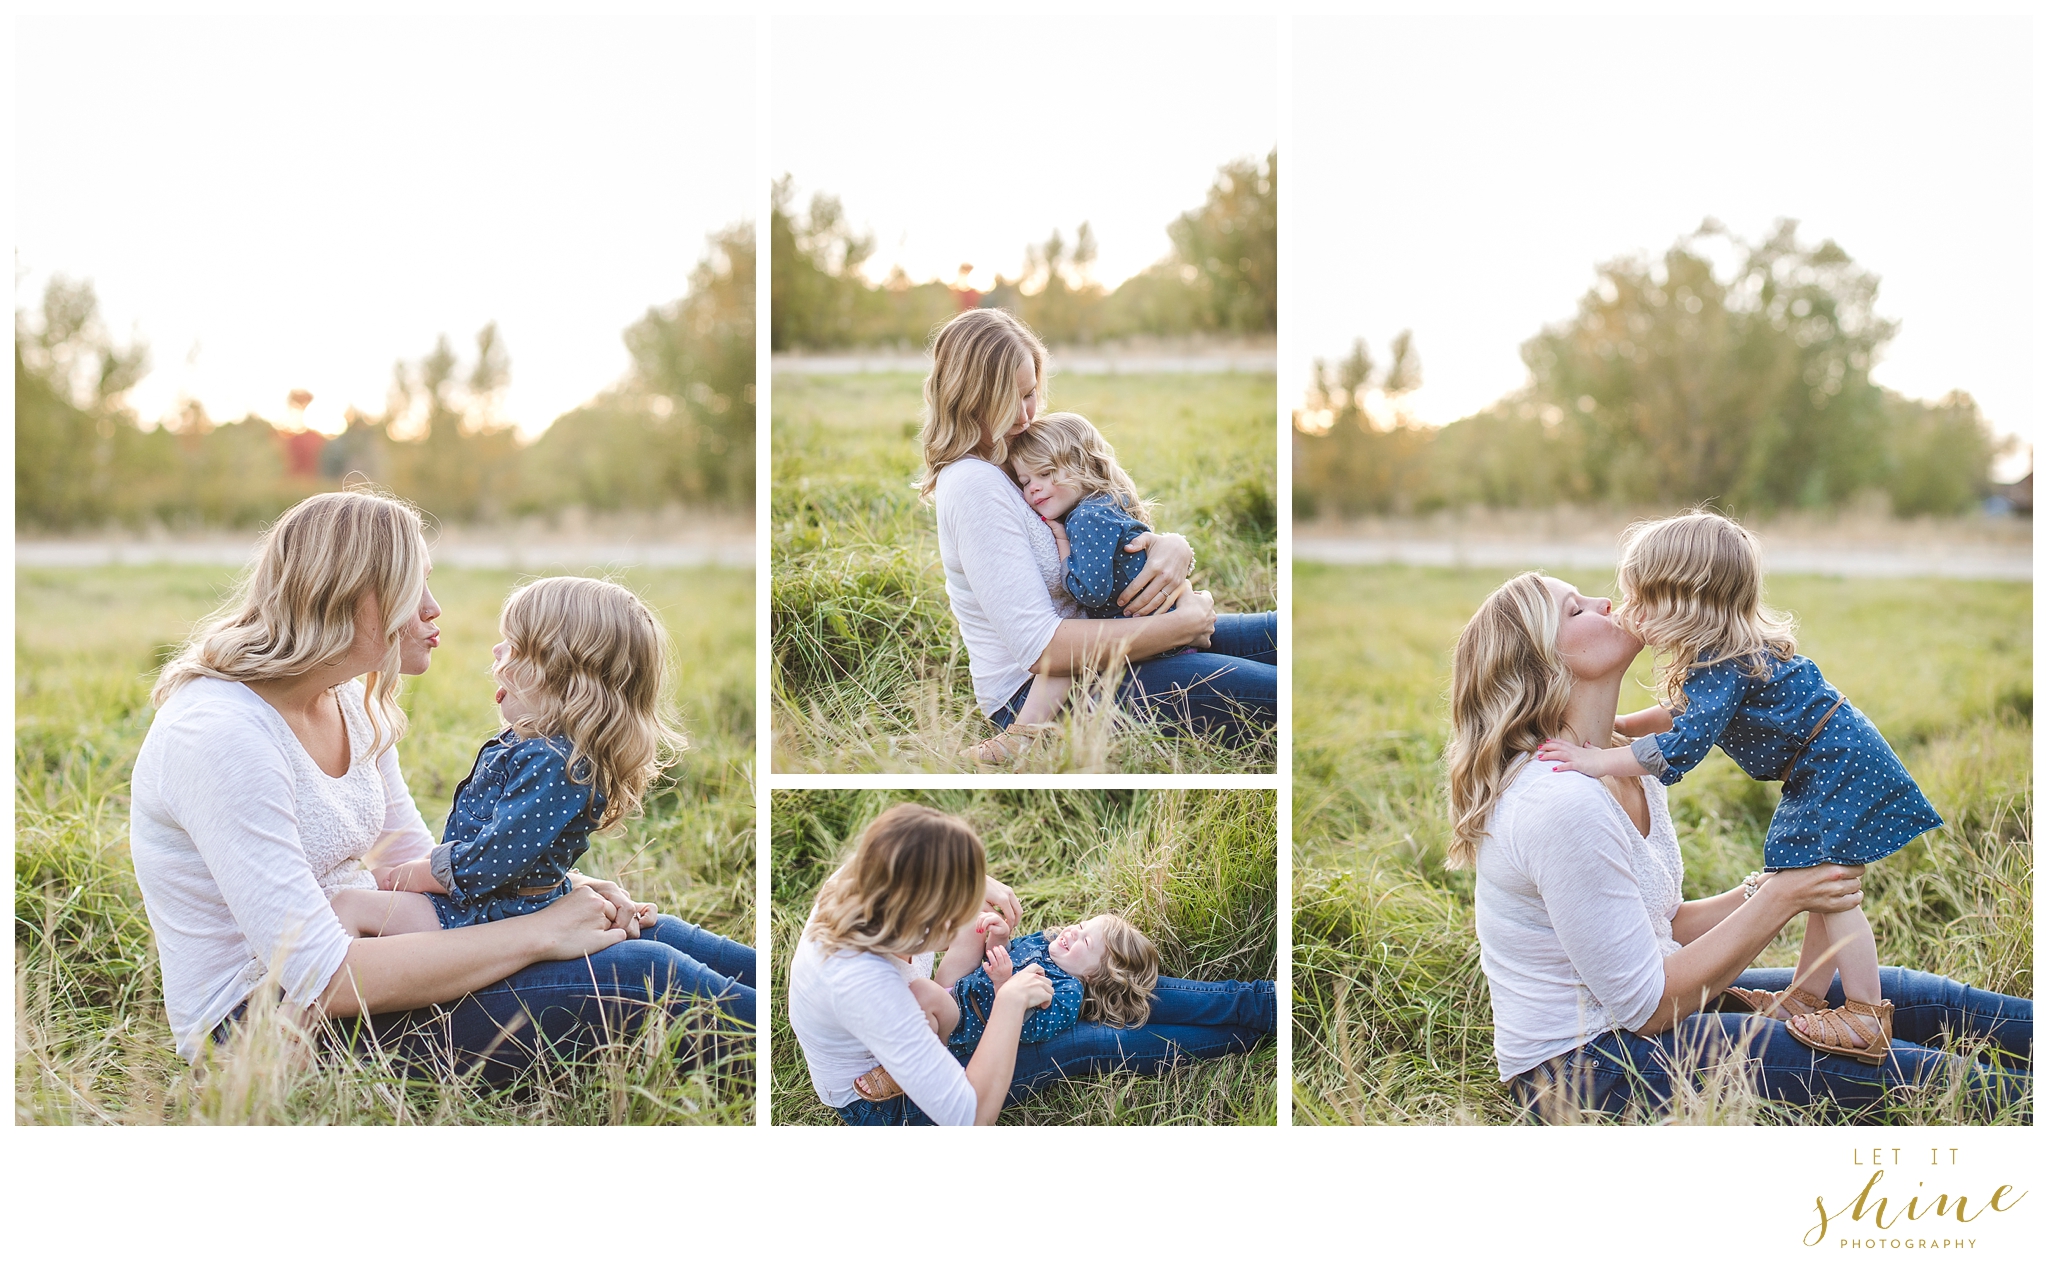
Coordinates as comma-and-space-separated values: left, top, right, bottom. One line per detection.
1510, 967, 2031, 1123
990, 612, 1278, 743
832, 976, 1276, 1125
336, 915, 756, 1087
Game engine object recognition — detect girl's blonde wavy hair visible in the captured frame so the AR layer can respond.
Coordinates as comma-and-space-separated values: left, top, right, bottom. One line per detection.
153, 489, 429, 755
1076, 914, 1160, 1028
918, 308, 1047, 500
1004, 411, 1155, 527
493, 576, 686, 831
1445, 571, 1578, 869
810, 804, 986, 957
1615, 511, 1796, 713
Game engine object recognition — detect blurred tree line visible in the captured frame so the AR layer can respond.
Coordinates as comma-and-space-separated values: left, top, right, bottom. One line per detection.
771, 151, 1275, 350
1294, 220, 2011, 520
15, 222, 754, 531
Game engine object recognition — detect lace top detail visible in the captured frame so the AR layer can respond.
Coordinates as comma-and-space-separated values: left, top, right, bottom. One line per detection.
1612, 778, 1685, 954
250, 681, 387, 895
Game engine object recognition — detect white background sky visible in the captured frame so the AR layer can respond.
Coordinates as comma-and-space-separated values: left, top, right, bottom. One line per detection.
1292, 16, 2034, 470
771, 16, 1276, 294
16, 16, 753, 438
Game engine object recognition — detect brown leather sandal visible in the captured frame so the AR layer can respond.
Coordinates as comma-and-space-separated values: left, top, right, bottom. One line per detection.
1720, 984, 1827, 1020
962, 723, 1055, 766
852, 1065, 904, 1102
1789, 998, 1893, 1065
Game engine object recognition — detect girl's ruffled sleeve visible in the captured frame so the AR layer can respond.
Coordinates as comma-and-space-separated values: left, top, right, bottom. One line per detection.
1633, 661, 1745, 786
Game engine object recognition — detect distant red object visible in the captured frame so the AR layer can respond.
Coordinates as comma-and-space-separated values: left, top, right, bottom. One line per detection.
954, 287, 983, 312
279, 427, 325, 479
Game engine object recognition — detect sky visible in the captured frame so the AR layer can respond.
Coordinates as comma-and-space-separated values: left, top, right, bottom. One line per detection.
15, 16, 754, 438
772, 16, 1277, 293
1291, 16, 2035, 471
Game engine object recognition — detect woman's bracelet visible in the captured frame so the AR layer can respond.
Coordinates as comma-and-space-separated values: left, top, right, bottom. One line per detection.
1740, 871, 1765, 902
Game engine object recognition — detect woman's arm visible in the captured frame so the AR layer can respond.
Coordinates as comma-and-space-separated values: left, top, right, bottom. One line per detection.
1636, 865, 1865, 1035
1668, 885, 1746, 945
961, 965, 1057, 1125
316, 886, 628, 1016
1029, 586, 1216, 675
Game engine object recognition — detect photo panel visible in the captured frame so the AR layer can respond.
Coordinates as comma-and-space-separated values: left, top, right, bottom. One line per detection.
1287, 15, 2032, 1129
15, 14, 761, 1125
768, 16, 1279, 775
770, 787, 1279, 1125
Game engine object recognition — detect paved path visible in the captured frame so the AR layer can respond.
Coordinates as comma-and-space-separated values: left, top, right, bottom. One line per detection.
774, 350, 1275, 374
17, 537, 757, 570
1293, 536, 2033, 581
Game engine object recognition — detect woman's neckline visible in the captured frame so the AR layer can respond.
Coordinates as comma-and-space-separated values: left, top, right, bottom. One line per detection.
239, 679, 356, 782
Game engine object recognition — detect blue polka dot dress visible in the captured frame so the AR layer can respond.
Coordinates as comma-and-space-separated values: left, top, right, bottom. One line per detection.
1629, 655, 1943, 869
944, 932, 1085, 1060
1060, 494, 1157, 620
426, 732, 606, 928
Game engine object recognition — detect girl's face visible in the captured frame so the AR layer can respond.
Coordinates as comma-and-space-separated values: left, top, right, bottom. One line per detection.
1001, 359, 1042, 441
1011, 457, 1083, 521
489, 636, 539, 727
1544, 577, 1642, 682
1046, 915, 1112, 978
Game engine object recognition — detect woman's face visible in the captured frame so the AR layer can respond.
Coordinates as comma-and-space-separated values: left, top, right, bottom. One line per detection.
398, 578, 442, 675
1543, 576, 1641, 682
1000, 359, 1042, 441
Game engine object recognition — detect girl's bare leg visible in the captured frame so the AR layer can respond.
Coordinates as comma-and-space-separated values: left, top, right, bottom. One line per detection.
330, 888, 442, 938
1787, 910, 1837, 999
1789, 906, 1885, 1049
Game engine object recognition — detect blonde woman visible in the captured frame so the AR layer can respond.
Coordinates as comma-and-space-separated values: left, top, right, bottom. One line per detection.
786, 803, 1277, 1126
923, 309, 1276, 749
1449, 571, 2030, 1120
130, 490, 754, 1083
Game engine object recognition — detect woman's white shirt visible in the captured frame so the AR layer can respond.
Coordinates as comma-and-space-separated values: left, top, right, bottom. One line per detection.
129, 677, 436, 1059
786, 914, 977, 1125
1474, 757, 1686, 1080
934, 457, 1081, 716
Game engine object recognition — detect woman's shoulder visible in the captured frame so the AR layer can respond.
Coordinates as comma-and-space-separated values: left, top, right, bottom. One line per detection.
933, 456, 1010, 497
151, 676, 278, 741
1495, 757, 1627, 833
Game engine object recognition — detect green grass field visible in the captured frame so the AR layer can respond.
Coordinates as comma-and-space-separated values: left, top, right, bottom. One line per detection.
1292, 563, 2033, 1126
769, 788, 1277, 1125
772, 371, 1276, 773
15, 563, 757, 1126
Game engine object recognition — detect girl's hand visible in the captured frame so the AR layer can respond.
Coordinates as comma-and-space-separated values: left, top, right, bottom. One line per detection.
1118, 532, 1194, 615
995, 962, 1054, 1012
570, 873, 652, 937
1045, 518, 1071, 561
1535, 738, 1627, 779
1170, 585, 1217, 650
530, 886, 631, 960
983, 877, 1022, 928
983, 942, 1013, 989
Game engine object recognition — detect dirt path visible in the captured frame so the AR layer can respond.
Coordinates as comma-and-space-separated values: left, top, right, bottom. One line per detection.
1293, 535, 2032, 581
17, 536, 757, 569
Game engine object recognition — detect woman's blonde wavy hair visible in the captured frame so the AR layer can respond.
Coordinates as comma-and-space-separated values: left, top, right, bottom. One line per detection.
809, 804, 986, 958
1076, 914, 1160, 1028
1445, 571, 1578, 869
152, 489, 429, 755
494, 576, 686, 831
1004, 411, 1155, 528
1616, 511, 1796, 713
918, 308, 1047, 500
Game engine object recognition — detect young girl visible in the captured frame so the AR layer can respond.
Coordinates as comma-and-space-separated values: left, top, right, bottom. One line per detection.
853, 908, 1162, 1102
1536, 512, 1943, 1064
329, 575, 683, 936
965, 410, 1179, 764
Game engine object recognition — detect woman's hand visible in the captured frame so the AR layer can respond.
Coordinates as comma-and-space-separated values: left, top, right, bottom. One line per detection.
531, 886, 634, 961
570, 872, 656, 936
1118, 532, 1194, 616
995, 962, 1055, 1012
982, 876, 1022, 928
1168, 585, 1217, 650
1757, 864, 1865, 919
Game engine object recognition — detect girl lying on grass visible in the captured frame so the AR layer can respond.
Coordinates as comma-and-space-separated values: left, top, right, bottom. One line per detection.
967, 410, 1184, 763
1535, 511, 1944, 1064
862, 910, 1160, 1099
331, 576, 674, 936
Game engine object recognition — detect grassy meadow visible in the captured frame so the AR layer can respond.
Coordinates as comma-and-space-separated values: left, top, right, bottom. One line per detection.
15, 563, 757, 1126
770, 788, 1278, 1125
771, 371, 1276, 773
1292, 563, 2033, 1126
